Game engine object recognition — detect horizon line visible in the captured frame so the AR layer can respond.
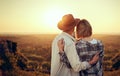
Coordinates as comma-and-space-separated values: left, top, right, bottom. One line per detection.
0, 32, 120, 35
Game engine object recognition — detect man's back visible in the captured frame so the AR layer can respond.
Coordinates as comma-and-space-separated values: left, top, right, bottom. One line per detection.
51, 32, 79, 76
51, 32, 71, 76
51, 33, 61, 76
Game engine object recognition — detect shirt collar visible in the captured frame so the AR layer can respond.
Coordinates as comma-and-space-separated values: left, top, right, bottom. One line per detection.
62, 32, 76, 42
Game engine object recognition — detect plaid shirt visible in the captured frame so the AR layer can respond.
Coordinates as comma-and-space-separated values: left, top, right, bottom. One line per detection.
59, 39, 104, 76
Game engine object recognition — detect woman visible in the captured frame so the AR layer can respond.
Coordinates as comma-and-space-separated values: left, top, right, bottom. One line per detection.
58, 19, 104, 76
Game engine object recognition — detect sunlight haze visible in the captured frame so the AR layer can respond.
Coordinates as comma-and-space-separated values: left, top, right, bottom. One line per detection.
0, 0, 120, 34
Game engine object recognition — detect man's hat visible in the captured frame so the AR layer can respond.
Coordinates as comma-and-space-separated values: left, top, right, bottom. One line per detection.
57, 14, 80, 31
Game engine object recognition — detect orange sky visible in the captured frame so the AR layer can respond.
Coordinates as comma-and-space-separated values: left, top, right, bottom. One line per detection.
0, 0, 120, 34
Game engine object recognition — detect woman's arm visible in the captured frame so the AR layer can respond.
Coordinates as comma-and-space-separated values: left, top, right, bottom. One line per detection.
97, 40, 104, 75
58, 38, 71, 68
59, 52, 72, 68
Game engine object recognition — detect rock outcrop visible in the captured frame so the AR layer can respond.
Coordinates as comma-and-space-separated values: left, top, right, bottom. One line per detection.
0, 40, 28, 76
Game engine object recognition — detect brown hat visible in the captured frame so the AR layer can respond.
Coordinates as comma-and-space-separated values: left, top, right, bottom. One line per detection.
57, 14, 80, 31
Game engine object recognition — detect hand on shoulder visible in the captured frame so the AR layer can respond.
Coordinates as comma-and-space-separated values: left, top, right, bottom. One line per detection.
57, 38, 65, 53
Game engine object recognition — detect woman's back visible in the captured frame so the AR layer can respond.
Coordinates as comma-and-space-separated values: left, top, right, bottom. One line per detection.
76, 39, 104, 76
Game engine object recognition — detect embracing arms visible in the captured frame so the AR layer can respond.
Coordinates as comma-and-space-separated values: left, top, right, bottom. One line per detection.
57, 38, 100, 72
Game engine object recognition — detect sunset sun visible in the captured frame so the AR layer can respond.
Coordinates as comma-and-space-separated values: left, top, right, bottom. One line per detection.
43, 8, 66, 27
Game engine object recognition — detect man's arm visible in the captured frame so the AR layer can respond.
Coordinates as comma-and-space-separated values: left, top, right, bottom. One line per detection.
58, 39, 99, 72
64, 44, 91, 72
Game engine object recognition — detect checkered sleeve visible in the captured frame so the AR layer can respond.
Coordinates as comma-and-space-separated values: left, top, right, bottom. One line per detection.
98, 40, 104, 76
59, 52, 72, 68
99, 40, 104, 57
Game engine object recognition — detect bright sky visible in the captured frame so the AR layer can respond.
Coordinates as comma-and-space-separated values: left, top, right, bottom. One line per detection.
0, 0, 120, 34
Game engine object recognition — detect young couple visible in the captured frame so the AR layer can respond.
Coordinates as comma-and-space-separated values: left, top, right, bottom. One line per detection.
51, 14, 104, 76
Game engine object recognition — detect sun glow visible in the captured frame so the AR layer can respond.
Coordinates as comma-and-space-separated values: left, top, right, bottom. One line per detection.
1, 0, 120, 34
43, 8, 66, 27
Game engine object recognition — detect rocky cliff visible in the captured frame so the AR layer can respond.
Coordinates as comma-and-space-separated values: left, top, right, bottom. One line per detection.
0, 40, 28, 76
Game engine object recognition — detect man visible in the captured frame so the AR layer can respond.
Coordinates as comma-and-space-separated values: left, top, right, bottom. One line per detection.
51, 14, 99, 76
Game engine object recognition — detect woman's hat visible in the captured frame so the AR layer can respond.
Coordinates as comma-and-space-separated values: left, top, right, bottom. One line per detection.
57, 14, 80, 31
